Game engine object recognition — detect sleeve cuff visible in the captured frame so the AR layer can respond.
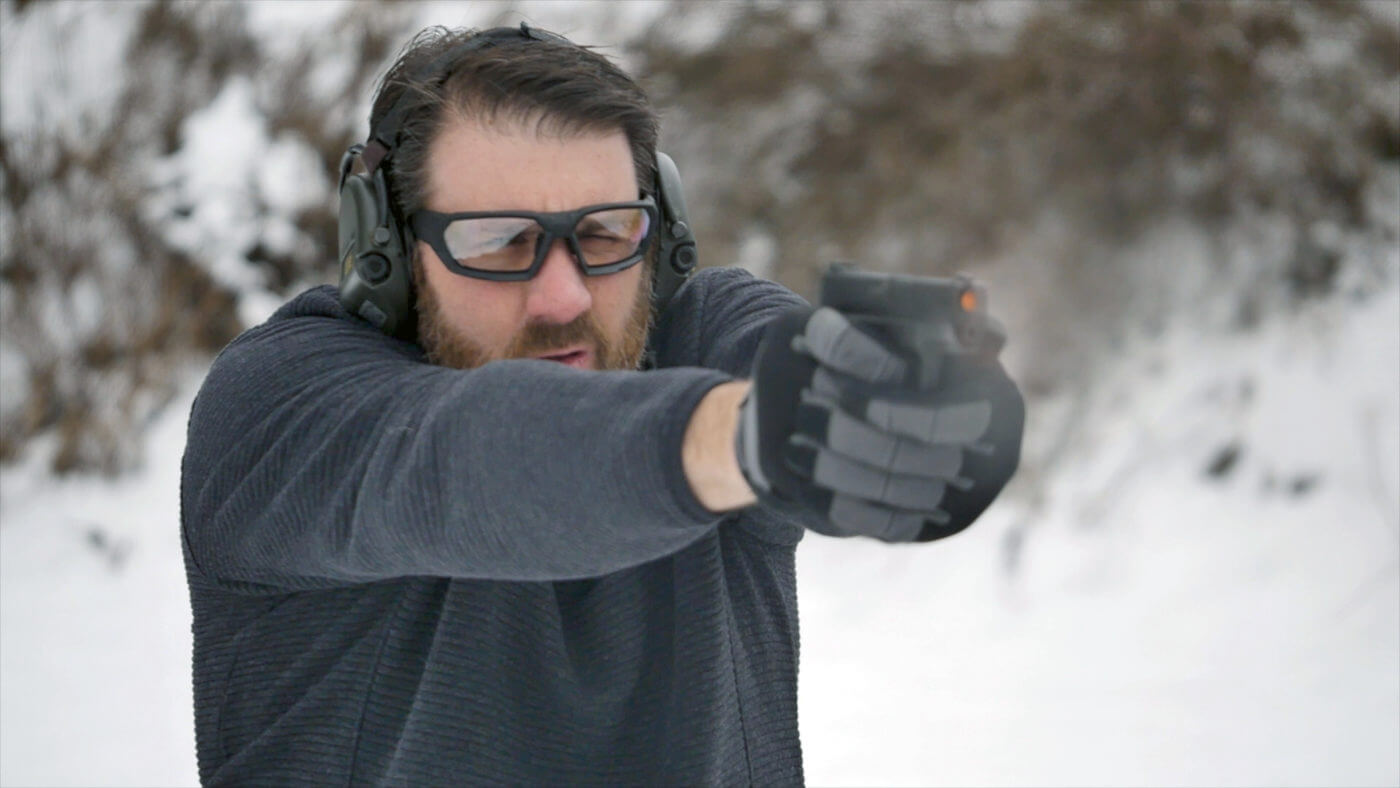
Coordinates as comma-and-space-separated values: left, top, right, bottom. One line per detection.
654, 370, 737, 526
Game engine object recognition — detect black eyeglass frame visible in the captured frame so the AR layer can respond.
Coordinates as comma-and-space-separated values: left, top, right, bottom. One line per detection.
409, 198, 659, 282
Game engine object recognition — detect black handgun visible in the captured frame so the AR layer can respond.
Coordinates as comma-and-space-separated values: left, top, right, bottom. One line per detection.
819, 263, 1007, 390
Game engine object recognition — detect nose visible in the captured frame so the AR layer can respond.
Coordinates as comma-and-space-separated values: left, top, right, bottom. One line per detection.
524, 237, 591, 325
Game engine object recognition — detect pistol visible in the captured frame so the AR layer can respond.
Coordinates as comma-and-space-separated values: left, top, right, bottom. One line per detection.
818, 263, 1006, 390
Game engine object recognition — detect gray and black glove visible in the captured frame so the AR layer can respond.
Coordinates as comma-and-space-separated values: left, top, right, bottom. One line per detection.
736, 305, 1024, 542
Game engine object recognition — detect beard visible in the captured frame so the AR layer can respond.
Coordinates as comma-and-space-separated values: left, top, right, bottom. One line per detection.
413, 258, 654, 372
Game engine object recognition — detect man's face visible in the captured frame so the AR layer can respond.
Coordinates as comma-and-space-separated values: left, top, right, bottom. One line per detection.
413, 117, 651, 371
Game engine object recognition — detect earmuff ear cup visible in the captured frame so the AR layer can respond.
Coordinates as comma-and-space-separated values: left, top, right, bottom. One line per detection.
650, 152, 696, 311
337, 172, 416, 340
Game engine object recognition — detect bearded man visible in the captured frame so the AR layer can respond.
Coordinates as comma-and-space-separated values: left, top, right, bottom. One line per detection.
180, 23, 1023, 785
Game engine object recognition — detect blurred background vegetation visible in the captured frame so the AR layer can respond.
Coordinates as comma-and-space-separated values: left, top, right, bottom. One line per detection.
1, 0, 1395, 484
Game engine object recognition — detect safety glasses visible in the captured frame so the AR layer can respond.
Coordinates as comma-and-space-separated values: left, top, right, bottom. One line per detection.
409, 199, 658, 281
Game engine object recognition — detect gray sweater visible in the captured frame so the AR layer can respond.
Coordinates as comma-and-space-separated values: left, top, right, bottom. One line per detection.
180, 267, 810, 785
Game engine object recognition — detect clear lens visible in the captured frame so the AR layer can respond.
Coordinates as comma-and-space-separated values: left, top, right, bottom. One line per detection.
440, 206, 651, 273
442, 216, 542, 272
573, 207, 651, 266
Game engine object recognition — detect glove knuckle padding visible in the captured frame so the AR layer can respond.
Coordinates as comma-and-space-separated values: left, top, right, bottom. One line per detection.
798, 398, 963, 477
829, 494, 927, 543
866, 398, 993, 445
800, 444, 949, 510
801, 307, 907, 385
810, 366, 993, 446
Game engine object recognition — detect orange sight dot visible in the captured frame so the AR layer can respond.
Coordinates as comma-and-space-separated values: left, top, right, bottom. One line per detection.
960, 289, 979, 312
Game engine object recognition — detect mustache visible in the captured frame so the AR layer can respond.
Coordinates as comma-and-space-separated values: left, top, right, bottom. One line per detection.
507, 313, 603, 357
412, 255, 653, 371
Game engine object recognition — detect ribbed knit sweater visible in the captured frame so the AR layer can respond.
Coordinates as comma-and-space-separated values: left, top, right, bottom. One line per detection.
180, 267, 810, 786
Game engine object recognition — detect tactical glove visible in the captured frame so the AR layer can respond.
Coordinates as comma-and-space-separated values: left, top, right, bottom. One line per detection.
736, 305, 1024, 542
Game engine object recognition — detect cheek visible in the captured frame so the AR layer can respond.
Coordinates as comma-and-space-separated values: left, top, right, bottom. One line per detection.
590, 266, 646, 329
421, 250, 525, 345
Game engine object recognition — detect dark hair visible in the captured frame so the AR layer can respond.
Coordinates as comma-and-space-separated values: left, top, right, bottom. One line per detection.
368, 26, 659, 219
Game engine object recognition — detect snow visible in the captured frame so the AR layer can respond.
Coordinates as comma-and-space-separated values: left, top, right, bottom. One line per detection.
0, 0, 149, 140
0, 374, 202, 787
154, 76, 282, 327
734, 228, 779, 279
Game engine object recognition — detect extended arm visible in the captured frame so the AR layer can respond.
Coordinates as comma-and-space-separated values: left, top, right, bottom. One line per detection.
181, 290, 734, 591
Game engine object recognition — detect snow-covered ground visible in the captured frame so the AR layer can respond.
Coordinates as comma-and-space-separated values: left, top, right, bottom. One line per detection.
797, 279, 1400, 786
2, 275, 1396, 787
0, 373, 203, 787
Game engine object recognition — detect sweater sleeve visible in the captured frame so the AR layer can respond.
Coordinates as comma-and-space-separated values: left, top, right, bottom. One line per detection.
656, 266, 809, 376
180, 288, 733, 593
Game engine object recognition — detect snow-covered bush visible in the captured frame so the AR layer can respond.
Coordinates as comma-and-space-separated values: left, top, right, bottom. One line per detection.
0, 1, 413, 473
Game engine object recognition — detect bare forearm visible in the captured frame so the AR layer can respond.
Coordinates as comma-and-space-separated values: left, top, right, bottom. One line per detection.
683, 381, 757, 513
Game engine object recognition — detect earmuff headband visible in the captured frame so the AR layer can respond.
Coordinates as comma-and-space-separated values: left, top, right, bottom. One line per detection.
364, 23, 567, 175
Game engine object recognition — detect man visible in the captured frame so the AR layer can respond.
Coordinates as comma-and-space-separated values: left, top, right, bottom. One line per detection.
181, 23, 1023, 785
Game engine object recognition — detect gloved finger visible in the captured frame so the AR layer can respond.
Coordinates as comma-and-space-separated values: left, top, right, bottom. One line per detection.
914, 355, 1027, 542
794, 396, 964, 477
809, 367, 992, 445
828, 493, 947, 542
793, 307, 907, 386
785, 439, 954, 511
864, 396, 992, 446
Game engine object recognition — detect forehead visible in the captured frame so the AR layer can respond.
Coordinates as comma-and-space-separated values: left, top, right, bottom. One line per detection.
422, 116, 637, 214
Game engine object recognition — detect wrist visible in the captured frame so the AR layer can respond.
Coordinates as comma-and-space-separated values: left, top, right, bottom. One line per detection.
682, 380, 758, 513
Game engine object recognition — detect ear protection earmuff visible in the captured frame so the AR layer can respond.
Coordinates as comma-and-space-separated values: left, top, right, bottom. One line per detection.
337, 146, 416, 338
651, 151, 698, 308
337, 22, 696, 342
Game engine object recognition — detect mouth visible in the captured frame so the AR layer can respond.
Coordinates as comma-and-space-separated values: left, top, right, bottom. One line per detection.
535, 346, 593, 370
